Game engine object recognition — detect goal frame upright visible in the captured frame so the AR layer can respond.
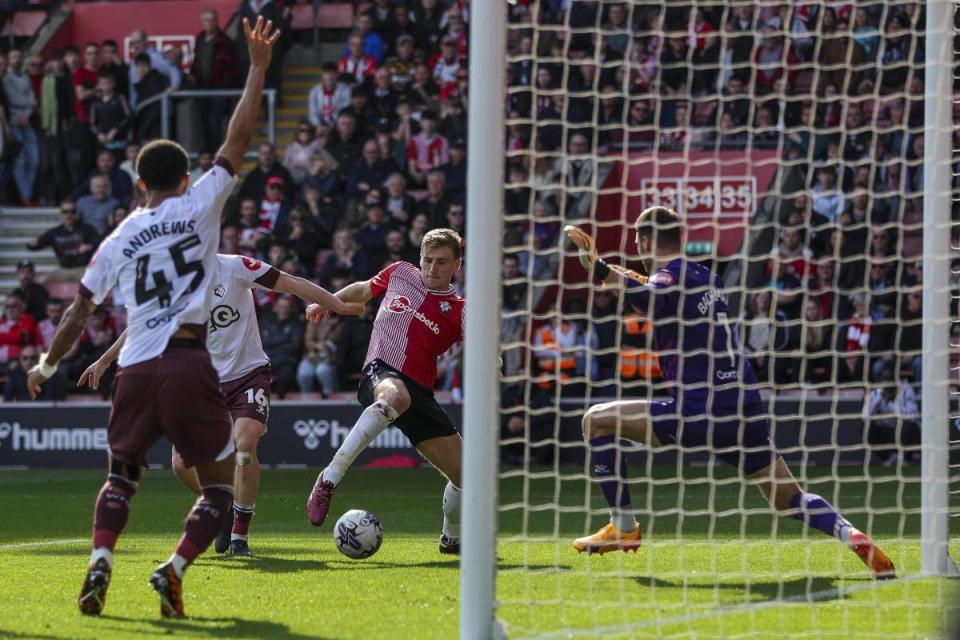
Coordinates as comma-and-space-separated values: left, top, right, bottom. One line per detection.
460, 0, 507, 637
922, 0, 959, 578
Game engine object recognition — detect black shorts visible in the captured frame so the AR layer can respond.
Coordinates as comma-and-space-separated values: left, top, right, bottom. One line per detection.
358, 359, 458, 446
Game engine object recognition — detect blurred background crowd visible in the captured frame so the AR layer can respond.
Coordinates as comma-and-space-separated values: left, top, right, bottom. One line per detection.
0, 0, 948, 451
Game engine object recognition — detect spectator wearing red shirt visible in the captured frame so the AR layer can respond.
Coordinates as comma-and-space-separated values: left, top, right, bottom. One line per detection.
73, 42, 100, 124
25, 53, 43, 102
752, 25, 799, 96
769, 226, 813, 282
440, 3, 468, 57
406, 110, 448, 185
428, 36, 462, 85
0, 293, 39, 368
338, 32, 377, 85
191, 8, 241, 151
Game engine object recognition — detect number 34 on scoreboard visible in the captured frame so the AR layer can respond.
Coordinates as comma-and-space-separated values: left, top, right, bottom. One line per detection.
641, 177, 756, 220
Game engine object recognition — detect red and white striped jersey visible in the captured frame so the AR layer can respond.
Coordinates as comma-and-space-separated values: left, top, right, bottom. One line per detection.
366, 261, 465, 390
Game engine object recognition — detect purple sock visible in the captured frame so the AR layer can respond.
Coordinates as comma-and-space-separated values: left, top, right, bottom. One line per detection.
589, 436, 633, 527
790, 492, 852, 542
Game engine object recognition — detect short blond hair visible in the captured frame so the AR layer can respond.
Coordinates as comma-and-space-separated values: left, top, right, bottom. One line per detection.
421, 228, 463, 259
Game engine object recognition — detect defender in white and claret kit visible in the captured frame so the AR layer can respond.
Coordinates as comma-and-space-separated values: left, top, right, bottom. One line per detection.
82, 253, 364, 557
27, 16, 281, 619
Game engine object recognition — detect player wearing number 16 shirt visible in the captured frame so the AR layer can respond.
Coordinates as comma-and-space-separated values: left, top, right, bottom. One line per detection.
564, 206, 895, 580
306, 228, 467, 554
80, 254, 363, 557
26, 16, 282, 619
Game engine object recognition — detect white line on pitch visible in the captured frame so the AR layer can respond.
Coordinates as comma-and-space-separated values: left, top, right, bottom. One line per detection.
516, 574, 926, 640
0, 538, 86, 551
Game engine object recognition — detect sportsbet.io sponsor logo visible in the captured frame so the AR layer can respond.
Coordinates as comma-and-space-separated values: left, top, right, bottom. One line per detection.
0, 422, 108, 451
385, 295, 441, 335
292, 419, 409, 450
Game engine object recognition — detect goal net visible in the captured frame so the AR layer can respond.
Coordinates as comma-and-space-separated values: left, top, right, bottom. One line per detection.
481, 1, 960, 637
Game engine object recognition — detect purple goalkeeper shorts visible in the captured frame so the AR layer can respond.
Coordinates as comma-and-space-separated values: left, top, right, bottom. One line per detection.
649, 399, 778, 475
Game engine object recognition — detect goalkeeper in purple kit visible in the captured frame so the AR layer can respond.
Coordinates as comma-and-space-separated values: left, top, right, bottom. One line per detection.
564, 206, 895, 579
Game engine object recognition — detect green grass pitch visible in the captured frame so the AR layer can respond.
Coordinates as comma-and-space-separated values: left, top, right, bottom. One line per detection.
0, 466, 955, 639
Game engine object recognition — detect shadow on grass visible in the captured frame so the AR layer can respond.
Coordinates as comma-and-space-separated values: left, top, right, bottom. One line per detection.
98, 614, 325, 639
633, 575, 857, 603
0, 628, 62, 640
197, 554, 329, 574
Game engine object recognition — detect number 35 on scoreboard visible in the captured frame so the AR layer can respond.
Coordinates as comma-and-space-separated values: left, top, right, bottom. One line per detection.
641, 177, 756, 220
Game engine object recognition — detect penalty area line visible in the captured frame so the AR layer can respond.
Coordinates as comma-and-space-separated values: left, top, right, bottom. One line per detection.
515, 574, 926, 640
0, 538, 86, 551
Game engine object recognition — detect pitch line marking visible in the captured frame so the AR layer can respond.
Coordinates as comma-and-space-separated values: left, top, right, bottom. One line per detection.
0, 538, 86, 551
516, 574, 926, 639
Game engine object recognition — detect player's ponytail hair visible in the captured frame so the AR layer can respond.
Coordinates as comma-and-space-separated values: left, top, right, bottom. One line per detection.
421, 228, 463, 259
635, 206, 682, 251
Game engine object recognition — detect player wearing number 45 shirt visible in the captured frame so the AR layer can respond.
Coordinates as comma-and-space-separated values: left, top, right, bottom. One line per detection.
26, 16, 282, 620
564, 206, 895, 580
81, 254, 363, 557
306, 228, 467, 555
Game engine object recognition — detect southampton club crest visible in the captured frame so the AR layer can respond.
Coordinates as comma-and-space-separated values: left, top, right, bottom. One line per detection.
439, 301, 451, 313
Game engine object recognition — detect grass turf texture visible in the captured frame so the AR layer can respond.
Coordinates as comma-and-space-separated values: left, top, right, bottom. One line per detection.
0, 467, 955, 639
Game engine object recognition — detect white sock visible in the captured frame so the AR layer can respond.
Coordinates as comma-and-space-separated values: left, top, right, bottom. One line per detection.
442, 482, 461, 539
321, 400, 399, 486
168, 553, 188, 579
230, 533, 248, 542
610, 509, 636, 534
90, 547, 113, 568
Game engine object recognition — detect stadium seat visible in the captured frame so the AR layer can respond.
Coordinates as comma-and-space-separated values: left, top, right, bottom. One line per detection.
45, 281, 80, 302
290, 3, 354, 30
290, 4, 314, 30
317, 3, 354, 29
0, 10, 46, 37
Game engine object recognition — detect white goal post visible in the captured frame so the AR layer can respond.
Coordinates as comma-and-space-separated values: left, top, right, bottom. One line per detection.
460, 0, 506, 639
923, 0, 959, 578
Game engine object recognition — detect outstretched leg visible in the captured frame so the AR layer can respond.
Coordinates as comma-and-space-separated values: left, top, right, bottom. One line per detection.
306, 377, 409, 526
79, 456, 142, 616
750, 456, 895, 579
572, 400, 660, 554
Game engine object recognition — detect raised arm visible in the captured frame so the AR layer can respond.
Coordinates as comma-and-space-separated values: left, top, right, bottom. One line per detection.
564, 225, 648, 288
26, 294, 96, 398
78, 327, 128, 390
272, 271, 365, 317
216, 17, 281, 171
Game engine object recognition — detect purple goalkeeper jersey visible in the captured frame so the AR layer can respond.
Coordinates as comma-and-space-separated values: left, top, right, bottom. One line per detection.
623, 258, 761, 412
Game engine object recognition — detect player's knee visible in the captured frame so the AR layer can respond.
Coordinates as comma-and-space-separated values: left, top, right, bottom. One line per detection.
171, 449, 187, 475
234, 423, 264, 458
581, 405, 611, 441
108, 457, 142, 492
379, 386, 411, 414
773, 485, 801, 512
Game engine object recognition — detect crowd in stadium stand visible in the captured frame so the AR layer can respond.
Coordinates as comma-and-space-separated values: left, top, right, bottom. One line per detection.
0, 1, 946, 410
499, 1, 937, 400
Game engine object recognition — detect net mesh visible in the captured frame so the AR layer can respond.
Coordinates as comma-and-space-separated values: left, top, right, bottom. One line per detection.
496, 1, 958, 637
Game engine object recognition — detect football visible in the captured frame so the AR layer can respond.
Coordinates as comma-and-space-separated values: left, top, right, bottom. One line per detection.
333, 509, 384, 559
